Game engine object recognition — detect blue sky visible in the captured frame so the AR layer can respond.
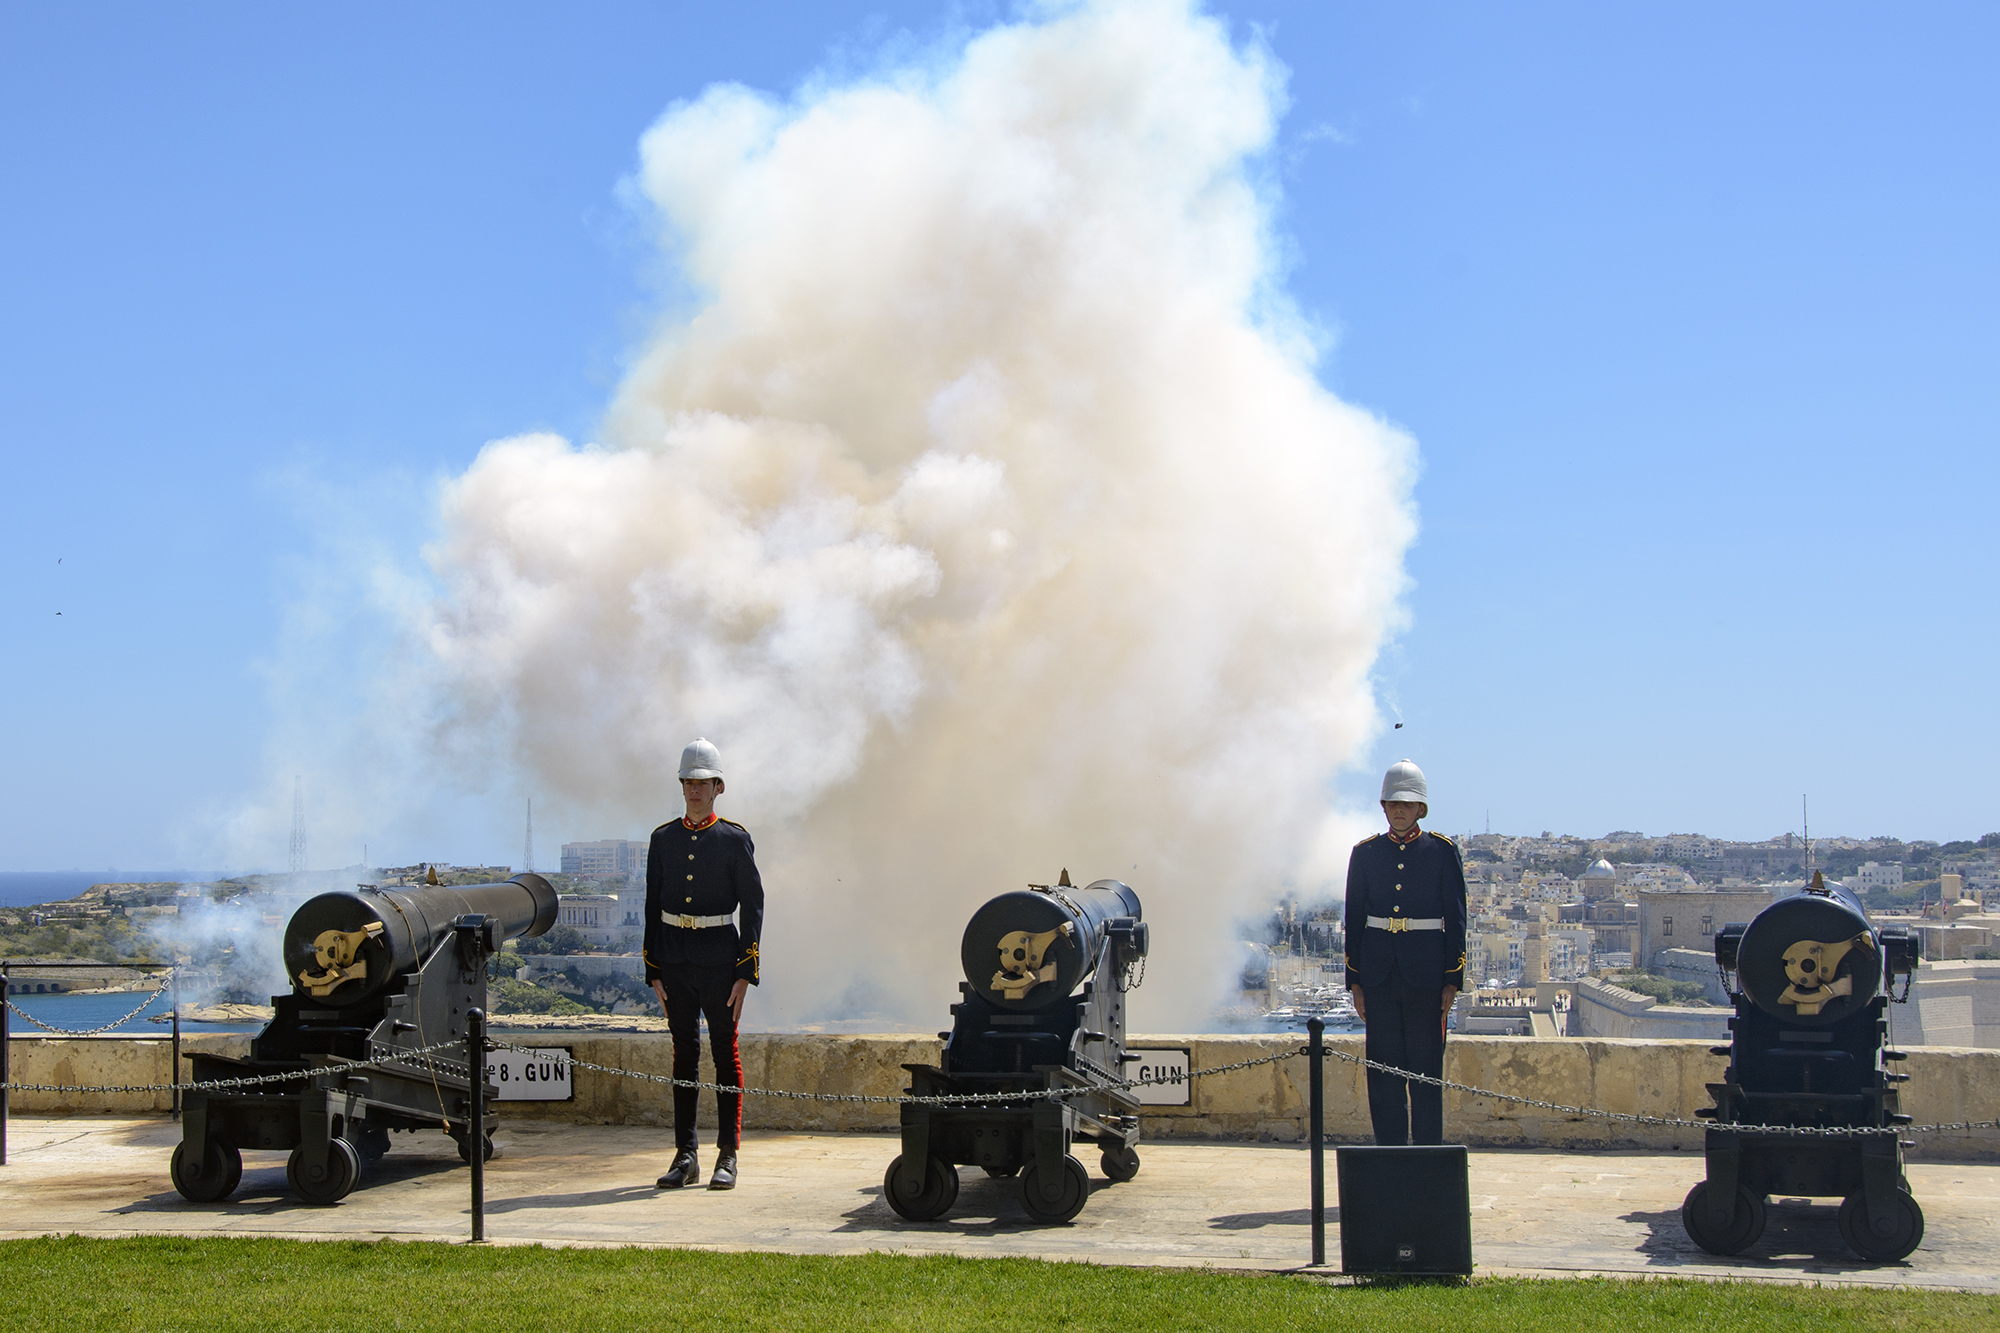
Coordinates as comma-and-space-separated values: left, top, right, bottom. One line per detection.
3, 1, 1994, 871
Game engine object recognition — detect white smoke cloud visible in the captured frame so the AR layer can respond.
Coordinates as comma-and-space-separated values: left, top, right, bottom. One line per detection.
292, 0, 1417, 1029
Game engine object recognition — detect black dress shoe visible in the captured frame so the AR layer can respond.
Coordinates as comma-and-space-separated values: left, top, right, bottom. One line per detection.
657, 1151, 699, 1189
708, 1153, 738, 1190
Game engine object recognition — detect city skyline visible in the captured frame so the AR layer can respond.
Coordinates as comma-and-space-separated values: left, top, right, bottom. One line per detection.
11, 818, 1998, 881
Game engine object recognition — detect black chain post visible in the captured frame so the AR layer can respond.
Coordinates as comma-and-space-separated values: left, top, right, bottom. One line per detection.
468, 1006, 486, 1243
1307, 1016, 1325, 1267
170, 968, 181, 1121
1, 962, 11, 1167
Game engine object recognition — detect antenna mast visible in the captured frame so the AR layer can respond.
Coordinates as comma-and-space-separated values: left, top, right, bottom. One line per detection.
524, 797, 534, 874
288, 775, 308, 874
1803, 795, 1813, 878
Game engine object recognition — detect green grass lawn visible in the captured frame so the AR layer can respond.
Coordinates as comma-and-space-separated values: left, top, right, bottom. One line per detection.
0, 1237, 1991, 1332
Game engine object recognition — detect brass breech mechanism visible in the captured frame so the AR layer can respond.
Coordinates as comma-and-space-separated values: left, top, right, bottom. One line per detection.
298, 921, 385, 997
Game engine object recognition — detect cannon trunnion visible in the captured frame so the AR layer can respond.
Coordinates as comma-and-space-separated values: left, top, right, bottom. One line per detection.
1683, 873, 1924, 1261
170, 874, 558, 1205
885, 875, 1149, 1225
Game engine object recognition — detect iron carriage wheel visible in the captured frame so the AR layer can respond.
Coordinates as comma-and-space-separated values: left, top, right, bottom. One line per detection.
1100, 1146, 1140, 1183
1679, 1180, 1766, 1256
1019, 1153, 1091, 1224
169, 1137, 243, 1203
1838, 1189, 1924, 1263
882, 1154, 960, 1222
348, 1124, 392, 1164
286, 1137, 361, 1206
452, 1128, 497, 1164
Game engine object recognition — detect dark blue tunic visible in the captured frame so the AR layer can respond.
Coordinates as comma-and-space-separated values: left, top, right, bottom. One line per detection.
643, 816, 764, 985
1343, 829, 1467, 992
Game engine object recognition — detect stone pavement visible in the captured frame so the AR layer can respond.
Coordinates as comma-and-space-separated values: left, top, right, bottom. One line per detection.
0, 1116, 1994, 1290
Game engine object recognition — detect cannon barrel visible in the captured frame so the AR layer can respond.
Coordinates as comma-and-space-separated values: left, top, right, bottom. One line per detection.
1716, 875, 1915, 1029
282, 873, 559, 1007
960, 878, 1146, 1010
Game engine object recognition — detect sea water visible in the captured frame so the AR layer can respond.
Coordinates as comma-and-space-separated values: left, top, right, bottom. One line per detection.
0, 871, 222, 910
1, 987, 260, 1036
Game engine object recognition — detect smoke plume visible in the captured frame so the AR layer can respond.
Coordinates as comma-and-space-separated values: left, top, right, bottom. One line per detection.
416, 0, 1413, 1028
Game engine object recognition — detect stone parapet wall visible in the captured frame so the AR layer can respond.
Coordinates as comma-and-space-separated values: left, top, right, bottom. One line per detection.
8, 1032, 1996, 1161
1571, 978, 1732, 1040
1899, 959, 2000, 1047
1652, 948, 1731, 1005
5, 1034, 198, 1113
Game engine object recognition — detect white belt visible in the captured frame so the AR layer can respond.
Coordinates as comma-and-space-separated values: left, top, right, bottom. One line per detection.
1366, 915, 1443, 933
661, 911, 734, 929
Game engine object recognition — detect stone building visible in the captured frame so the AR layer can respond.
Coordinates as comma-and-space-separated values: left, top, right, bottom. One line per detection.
559, 838, 650, 878
555, 894, 635, 948
1851, 861, 1905, 894
1578, 858, 1618, 900
1635, 887, 1777, 969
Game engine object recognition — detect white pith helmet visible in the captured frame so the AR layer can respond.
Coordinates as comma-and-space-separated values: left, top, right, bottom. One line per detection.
679, 738, 723, 781
1380, 759, 1428, 804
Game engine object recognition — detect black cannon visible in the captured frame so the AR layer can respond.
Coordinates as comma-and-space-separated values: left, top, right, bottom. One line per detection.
884, 872, 1149, 1225
170, 872, 557, 1205
1684, 871, 1923, 1260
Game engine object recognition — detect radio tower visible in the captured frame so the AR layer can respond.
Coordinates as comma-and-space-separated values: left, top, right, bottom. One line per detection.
523, 797, 534, 874
288, 775, 308, 873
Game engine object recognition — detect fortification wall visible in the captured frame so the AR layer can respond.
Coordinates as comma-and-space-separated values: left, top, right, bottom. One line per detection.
1571, 977, 1733, 1040
7, 1032, 1996, 1161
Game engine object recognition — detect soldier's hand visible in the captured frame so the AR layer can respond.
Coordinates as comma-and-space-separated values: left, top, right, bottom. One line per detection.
651, 979, 669, 1018
729, 978, 749, 1023
1350, 988, 1365, 1022
1440, 985, 1458, 1014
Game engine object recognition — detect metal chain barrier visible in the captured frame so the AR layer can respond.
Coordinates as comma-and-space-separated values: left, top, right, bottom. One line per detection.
1316, 1044, 2000, 1137
0, 1037, 466, 1096
484, 1040, 1303, 1106
3, 968, 177, 1038
4, 1033, 1998, 1136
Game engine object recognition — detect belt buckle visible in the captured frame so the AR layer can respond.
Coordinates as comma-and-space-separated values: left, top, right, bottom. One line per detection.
677, 914, 698, 929
1387, 918, 1408, 933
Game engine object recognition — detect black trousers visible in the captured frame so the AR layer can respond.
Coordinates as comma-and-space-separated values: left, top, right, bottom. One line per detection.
661, 964, 742, 1153
1361, 983, 1446, 1146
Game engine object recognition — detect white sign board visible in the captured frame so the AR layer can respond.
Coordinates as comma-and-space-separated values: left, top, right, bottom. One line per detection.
1127, 1047, 1192, 1106
485, 1046, 574, 1101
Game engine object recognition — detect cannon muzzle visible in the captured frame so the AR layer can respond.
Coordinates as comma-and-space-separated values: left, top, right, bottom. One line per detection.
960, 877, 1145, 1010
1723, 873, 1913, 1028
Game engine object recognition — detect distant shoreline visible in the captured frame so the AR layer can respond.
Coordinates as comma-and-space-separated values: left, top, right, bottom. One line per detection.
0, 872, 222, 911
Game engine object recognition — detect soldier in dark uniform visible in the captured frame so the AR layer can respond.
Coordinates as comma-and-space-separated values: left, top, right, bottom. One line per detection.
646, 738, 763, 1191
1343, 759, 1466, 1146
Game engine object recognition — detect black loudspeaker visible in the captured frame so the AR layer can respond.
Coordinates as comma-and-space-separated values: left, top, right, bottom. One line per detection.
1335, 1145, 1473, 1276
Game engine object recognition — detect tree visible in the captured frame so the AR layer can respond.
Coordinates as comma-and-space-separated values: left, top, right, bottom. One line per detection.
517, 924, 590, 956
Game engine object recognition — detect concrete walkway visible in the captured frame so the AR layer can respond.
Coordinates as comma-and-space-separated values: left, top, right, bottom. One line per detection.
0, 1116, 1994, 1290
